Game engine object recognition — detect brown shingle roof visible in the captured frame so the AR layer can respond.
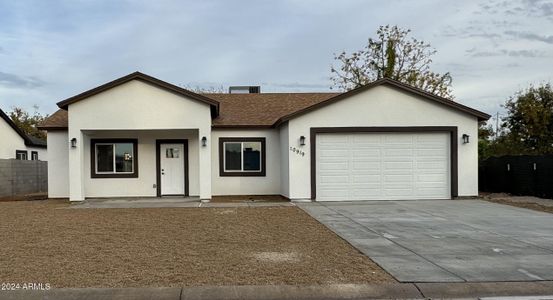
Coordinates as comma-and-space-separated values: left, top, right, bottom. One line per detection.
38, 92, 339, 130
206, 93, 339, 127
38, 109, 69, 130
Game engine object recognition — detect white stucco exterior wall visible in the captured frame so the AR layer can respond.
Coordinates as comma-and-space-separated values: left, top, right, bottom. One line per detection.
81, 130, 199, 198
0, 117, 47, 160
286, 85, 479, 200
211, 129, 281, 196
67, 80, 212, 201
46, 131, 69, 198
0, 116, 27, 158
279, 123, 290, 198
26, 146, 47, 161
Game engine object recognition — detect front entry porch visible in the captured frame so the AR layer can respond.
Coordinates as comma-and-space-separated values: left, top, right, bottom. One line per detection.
67, 196, 293, 208
67, 129, 212, 201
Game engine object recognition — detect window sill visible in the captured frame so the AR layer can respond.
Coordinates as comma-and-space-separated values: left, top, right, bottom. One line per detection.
91, 173, 139, 179
219, 171, 266, 177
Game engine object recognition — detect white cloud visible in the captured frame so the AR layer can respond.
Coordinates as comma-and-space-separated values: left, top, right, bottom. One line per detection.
0, 0, 552, 119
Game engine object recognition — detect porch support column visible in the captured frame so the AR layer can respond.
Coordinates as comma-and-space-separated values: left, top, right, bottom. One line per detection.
68, 130, 85, 201
198, 128, 212, 201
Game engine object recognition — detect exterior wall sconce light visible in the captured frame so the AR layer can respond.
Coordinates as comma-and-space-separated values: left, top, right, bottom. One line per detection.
201, 136, 207, 147
70, 138, 77, 148
299, 136, 306, 146
462, 134, 470, 144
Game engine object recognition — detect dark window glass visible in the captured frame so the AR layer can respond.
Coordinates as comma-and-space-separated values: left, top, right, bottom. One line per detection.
16, 151, 27, 160
243, 142, 261, 171
115, 143, 133, 173
225, 143, 241, 171
31, 152, 38, 160
96, 144, 114, 172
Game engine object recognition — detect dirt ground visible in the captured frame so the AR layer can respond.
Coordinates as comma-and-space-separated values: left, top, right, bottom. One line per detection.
211, 195, 288, 202
0, 200, 393, 288
482, 193, 553, 214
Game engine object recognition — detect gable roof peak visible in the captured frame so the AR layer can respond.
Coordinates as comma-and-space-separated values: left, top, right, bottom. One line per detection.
274, 78, 491, 125
56, 72, 219, 117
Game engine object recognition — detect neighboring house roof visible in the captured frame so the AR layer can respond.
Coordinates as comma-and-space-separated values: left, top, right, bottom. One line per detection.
0, 108, 47, 148
39, 73, 490, 130
56, 71, 220, 117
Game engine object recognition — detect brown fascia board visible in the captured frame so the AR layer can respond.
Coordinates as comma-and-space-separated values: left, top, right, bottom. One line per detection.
56, 71, 220, 118
272, 78, 491, 127
211, 124, 274, 129
36, 125, 67, 131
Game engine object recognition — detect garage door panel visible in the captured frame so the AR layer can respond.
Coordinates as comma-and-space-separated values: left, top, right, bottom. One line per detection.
320, 149, 350, 157
416, 160, 447, 167
352, 134, 382, 143
417, 187, 449, 197
416, 149, 446, 157
320, 175, 349, 184
352, 175, 380, 183
316, 132, 450, 201
319, 161, 349, 171
385, 149, 414, 156
384, 174, 414, 182
352, 161, 380, 171
318, 189, 349, 200
417, 174, 447, 182
352, 149, 381, 157
384, 161, 414, 169
319, 134, 348, 142
385, 189, 415, 197
384, 134, 413, 142
351, 189, 383, 198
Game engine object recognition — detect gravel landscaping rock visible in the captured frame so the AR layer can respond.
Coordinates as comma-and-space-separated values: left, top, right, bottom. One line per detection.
482, 193, 553, 214
0, 200, 393, 288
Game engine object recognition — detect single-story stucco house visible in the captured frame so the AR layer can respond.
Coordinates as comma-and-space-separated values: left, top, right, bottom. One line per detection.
1, 108, 47, 160
38, 72, 490, 202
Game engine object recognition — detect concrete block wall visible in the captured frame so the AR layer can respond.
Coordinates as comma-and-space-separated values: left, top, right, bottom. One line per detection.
0, 159, 48, 197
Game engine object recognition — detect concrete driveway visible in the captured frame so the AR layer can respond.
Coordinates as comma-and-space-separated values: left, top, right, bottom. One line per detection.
298, 200, 553, 283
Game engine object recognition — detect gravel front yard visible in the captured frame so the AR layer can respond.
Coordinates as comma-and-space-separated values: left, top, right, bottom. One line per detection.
482, 193, 553, 214
0, 200, 393, 288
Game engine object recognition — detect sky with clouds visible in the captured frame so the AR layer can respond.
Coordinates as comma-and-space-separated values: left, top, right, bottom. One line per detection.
1, 0, 552, 123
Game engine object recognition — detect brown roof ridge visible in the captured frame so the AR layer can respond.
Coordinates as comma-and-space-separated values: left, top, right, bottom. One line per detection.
201, 92, 339, 95
57, 71, 220, 117
273, 78, 491, 126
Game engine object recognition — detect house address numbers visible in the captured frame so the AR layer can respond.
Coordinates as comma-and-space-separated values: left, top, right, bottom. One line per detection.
289, 146, 305, 157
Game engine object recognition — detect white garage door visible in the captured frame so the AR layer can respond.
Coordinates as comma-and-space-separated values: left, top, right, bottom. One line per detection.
316, 132, 450, 201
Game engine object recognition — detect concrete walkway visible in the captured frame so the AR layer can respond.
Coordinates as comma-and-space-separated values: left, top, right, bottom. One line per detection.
298, 200, 553, 283
67, 197, 293, 209
2, 282, 553, 299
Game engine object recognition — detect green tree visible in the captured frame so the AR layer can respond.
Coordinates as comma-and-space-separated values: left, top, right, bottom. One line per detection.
8, 105, 48, 140
499, 83, 553, 155
481, 83, 553, 158
478, 122, 494, 159
331, 25, 453, 98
